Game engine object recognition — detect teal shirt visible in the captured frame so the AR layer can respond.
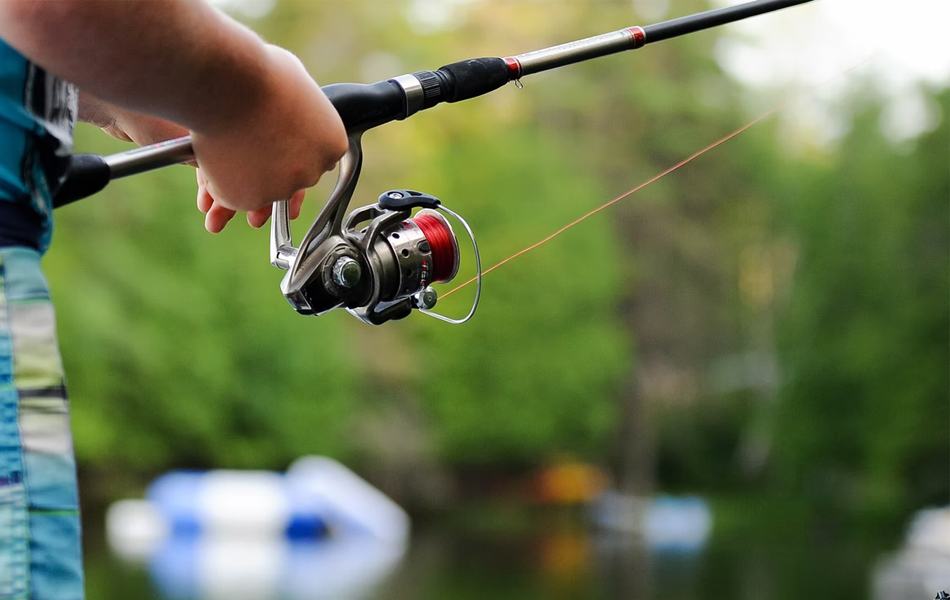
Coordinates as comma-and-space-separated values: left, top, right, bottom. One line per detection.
0, 38, 77, 251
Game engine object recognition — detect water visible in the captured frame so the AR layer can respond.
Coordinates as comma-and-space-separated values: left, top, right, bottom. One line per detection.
82, 503, 903, 600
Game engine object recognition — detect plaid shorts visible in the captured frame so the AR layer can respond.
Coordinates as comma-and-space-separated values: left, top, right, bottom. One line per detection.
0, 247, 82, 599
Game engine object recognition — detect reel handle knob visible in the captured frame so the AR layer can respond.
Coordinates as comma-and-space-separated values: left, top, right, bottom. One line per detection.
412, 287, 438, 310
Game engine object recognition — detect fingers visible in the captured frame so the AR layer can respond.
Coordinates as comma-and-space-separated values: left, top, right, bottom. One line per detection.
290, 189, 306, 220
197, 168, 234, 232
112, 109, 190, 147
205, 203, 236, 234
101, 123, 133, 143
246, 204, 272, 228
246, 189, 306, 228
197, 171, 305, 233
196, 169, 214, 213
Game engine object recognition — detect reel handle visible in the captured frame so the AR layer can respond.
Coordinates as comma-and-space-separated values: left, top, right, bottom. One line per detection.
270, 199, 295, 270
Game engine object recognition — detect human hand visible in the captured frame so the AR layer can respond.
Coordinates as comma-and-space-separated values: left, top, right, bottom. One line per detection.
80, 93, 288, 232
78, 46, 347, 233
195, 169, 306, 232
79, 92, 188, 146
189, 45, 348, 232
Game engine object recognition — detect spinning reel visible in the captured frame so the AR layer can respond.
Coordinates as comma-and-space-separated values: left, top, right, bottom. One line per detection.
269, 135, 480, 325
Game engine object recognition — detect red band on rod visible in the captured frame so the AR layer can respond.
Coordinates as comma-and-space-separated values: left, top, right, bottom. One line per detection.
503, 57, 522, 80
625, 26, 646, 48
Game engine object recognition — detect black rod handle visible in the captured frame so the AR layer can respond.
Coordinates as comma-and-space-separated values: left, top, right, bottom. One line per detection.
54, 154, 111, 208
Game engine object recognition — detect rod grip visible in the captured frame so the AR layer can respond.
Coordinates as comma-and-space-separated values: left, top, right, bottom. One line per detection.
324, 80, 407, 133
436, 57, 510, 103
53, 154, 111, 208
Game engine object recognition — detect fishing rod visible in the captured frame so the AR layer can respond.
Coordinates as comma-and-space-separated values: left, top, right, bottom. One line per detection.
55, 0, 814, 325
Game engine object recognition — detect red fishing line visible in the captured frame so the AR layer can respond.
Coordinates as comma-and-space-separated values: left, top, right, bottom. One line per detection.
413, 211, 459, 283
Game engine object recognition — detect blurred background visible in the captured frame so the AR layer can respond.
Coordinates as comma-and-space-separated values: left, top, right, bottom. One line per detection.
48, 0, 947, 598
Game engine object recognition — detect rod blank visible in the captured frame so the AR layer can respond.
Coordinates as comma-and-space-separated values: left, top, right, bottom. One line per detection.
644, 0, 813, 43
506, 0, 813, 78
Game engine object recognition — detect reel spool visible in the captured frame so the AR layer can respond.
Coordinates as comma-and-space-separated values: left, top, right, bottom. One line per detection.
270, 136, 481, 326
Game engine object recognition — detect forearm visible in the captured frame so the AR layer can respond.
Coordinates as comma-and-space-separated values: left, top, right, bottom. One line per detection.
0, 0, 271, 134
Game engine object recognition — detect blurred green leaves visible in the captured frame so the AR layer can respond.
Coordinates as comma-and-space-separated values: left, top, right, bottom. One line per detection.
771, 90, 950, 519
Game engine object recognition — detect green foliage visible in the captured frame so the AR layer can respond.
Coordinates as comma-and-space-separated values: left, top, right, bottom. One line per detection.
771, 89, 950, 519
415, 129, 630, 463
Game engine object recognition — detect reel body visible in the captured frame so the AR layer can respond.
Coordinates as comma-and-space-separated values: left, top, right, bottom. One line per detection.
271, 136, 480, 326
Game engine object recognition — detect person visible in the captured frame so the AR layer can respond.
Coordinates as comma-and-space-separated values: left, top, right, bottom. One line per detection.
0, 2, 348, 597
